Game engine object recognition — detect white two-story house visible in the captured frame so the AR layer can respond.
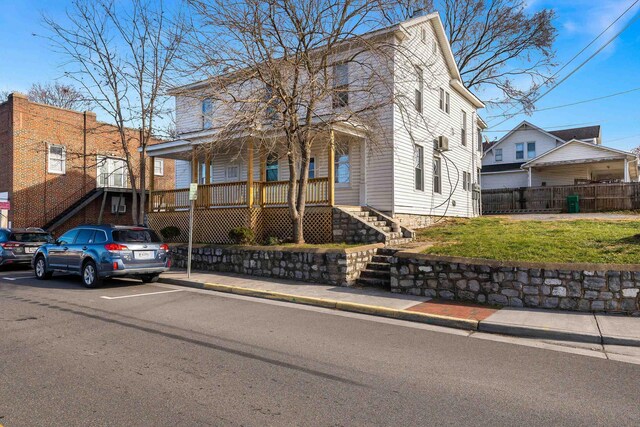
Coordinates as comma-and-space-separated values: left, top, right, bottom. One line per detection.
482, 121, 638, 189
145, 13, 486, 244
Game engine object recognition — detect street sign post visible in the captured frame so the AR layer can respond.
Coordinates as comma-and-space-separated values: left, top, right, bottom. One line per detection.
187, 183, 198, 278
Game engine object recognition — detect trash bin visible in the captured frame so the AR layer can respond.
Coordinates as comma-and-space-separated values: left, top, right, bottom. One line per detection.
567, 194, 580, 213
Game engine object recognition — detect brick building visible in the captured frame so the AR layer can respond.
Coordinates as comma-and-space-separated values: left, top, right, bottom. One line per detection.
0, 93, 175, 233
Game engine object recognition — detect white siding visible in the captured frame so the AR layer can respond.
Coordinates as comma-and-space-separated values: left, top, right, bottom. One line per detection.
530, 165, 591, 186
483, 125, 561, 167
391, 20, 482, 218
532, 141, 624, 164
175, 160, 191, 188
482, 171, 528, 189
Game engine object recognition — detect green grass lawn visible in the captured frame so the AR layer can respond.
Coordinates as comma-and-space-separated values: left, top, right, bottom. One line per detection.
417, 217, 640, 264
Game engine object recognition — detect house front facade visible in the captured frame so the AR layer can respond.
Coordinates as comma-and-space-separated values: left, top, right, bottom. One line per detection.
146, 13, 485, 244
0, 93, 175, 233
482, 121, 638, 189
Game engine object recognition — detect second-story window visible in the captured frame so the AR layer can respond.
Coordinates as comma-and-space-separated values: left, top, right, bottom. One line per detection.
477, 127, 482, 151
527, 142, 536, 158
445, 92, 450, 114
515, 143, 524, 160
48, 144, 66, 174
333, 63, 349, 108
461, 111, 467, 146
415, 66, 423, 113
154, 158, 164, 176
439, 89, 450, 113
202, 98, 213, 129
495, 148, 503, 162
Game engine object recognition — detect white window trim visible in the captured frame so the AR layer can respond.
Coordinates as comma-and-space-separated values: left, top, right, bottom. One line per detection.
47, 144, 66, 175
96, 155, 128, 188
225, 164, 241, 182
495, 148, 503, 162
335, 142, 351, 188
527, 141, 536, 159
154, 158, 164, 176
414, 144, 424, 192
515, 143, 525, 160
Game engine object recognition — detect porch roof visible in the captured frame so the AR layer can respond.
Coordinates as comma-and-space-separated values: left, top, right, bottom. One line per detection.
521, 139, 636, 169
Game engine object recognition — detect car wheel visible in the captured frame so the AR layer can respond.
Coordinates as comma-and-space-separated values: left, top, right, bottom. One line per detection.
34, 256, 52, 280
141, 274, 160, 283
82, 260, 102, 288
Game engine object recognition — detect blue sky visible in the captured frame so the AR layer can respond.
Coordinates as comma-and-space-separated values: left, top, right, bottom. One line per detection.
1, 0, 639, 150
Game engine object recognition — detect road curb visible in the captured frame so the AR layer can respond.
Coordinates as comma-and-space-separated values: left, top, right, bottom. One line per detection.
158, 277, 478, 331
478, 322, 602, 344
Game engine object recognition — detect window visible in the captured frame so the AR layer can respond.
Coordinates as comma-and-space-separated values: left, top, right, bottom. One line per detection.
515, 143, 524, 160
432, 40, 437, 55
433, 157, 441, 194
48, 144, 66, 174
198, 162, 208, 184
75, 229, 96, 245
414, 145, 424, 191
202, 98, 213, 129
97, 156, 128, 188
94, 231, 108, 244
415, 66, 423, 113
463, 171, 468, 191
58, 229, 79, 245
154, 158, 164, 176
333, 63, 349, 108
439, 89, 450, 113
265, 84, 276, 119
266, 153, 279, 182
420, 27, 427, 43
477, 128, 482, 151
226, 165, 239, 181
527, 142, 536, 159
111, 196, 126, 214
461, 111, 467, 146
112, 229, 162, 243
309, 157, 316, 179
335, 142, 350, 184
495, 148, 503, 162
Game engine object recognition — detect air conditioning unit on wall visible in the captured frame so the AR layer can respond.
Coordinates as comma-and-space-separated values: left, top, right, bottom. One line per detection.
435, 136, 449, 152
111, 197, 127, 214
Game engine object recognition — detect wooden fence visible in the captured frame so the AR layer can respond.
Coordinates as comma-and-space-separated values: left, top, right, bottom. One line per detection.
482, 182, 640, 214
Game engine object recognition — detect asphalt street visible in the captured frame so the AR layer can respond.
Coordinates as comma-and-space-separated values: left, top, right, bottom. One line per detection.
1, 266, 639, 426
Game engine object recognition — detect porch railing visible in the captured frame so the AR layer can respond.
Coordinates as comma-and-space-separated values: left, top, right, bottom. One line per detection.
150, 177, 330, 212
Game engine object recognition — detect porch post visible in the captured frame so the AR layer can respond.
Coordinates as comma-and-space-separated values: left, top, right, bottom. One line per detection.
528, 167, 532, 187
247, 140, 255, 207
205, 152, 212, 184
328, 129, 336, 207
191, 147, 198, 183
624, 158, 630, 183
259, 145, 266, 207
148, 156, 155, 213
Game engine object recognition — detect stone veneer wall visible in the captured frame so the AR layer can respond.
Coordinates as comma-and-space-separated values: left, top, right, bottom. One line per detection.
170, 243, 382, 286
391, 253, 640, 314
332, 208, 387, 244
393, 213, 437, 229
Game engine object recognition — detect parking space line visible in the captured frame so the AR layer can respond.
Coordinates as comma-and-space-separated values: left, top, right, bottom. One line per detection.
1, 276, 33, 281
100, 289, 184, 300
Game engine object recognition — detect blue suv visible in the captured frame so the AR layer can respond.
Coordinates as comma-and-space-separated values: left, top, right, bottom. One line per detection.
33, 225, 171, 288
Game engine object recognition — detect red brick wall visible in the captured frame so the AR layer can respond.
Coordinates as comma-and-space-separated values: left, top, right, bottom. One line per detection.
6, 93, 175, 228
0, 97, 14, 209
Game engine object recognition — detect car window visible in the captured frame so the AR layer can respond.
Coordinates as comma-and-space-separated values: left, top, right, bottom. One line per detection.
94, 230, 108, 244
58, 229, 79, 245
112, 229, 161, 243
9, 232, 54, 243
75, 229, 96, 245
0, 230, 8, 241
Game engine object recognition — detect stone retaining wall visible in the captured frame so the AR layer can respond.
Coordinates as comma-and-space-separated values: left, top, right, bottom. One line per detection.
170, 243, 382, 286
391, 253, 640, 314
332, 208, 387, 244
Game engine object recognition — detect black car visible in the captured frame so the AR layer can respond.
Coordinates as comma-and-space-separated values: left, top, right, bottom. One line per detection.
0, 228, 54, 268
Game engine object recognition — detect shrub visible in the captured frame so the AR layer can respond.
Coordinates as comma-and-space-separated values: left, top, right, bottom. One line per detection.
160, 226, 181, 240
228, 227, 254, 245
265, 236, 283, 246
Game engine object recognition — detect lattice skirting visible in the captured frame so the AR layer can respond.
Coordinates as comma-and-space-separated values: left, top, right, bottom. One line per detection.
148, 206, 332, 244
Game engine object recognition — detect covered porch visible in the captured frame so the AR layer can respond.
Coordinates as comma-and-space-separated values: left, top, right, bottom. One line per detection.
146, 125, 366, 244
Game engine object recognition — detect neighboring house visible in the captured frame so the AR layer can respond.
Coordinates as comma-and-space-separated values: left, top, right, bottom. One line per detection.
0, 93, 175, 233
481, 121, 638, 189
146, 13, 486, 245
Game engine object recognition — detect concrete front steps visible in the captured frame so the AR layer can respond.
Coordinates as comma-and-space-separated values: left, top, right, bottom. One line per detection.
338, 206, 413, 246
356, 248, 399, 289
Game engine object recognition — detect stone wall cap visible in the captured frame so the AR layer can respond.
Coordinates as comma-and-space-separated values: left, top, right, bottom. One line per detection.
171, 243, 382, 254
394, 251, 640, 272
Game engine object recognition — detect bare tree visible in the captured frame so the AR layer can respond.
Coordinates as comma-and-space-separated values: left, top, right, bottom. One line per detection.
27, 82, 88, 110
44, 0, 186, 224
400, 0, 556, 112
182, 0, 433, 243
0, 90, 10, 103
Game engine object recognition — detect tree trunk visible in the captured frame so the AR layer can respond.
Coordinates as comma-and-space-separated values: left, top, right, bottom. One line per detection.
138, 145, 147, 225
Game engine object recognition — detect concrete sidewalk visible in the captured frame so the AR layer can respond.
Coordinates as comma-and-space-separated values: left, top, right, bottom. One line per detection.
159, 270, 640, 347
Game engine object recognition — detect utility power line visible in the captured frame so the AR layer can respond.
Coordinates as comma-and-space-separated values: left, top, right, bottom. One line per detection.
488, 1, 640, 127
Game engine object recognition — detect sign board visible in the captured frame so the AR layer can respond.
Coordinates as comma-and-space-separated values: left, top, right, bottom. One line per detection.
189, 183, 198, 201
0, 201, 10, 210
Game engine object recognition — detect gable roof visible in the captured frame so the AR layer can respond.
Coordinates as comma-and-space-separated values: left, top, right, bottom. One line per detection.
521, 139, 635, 168
169, 13, 484, 109
483, 120, 564, 156
548, 125, 600, 142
